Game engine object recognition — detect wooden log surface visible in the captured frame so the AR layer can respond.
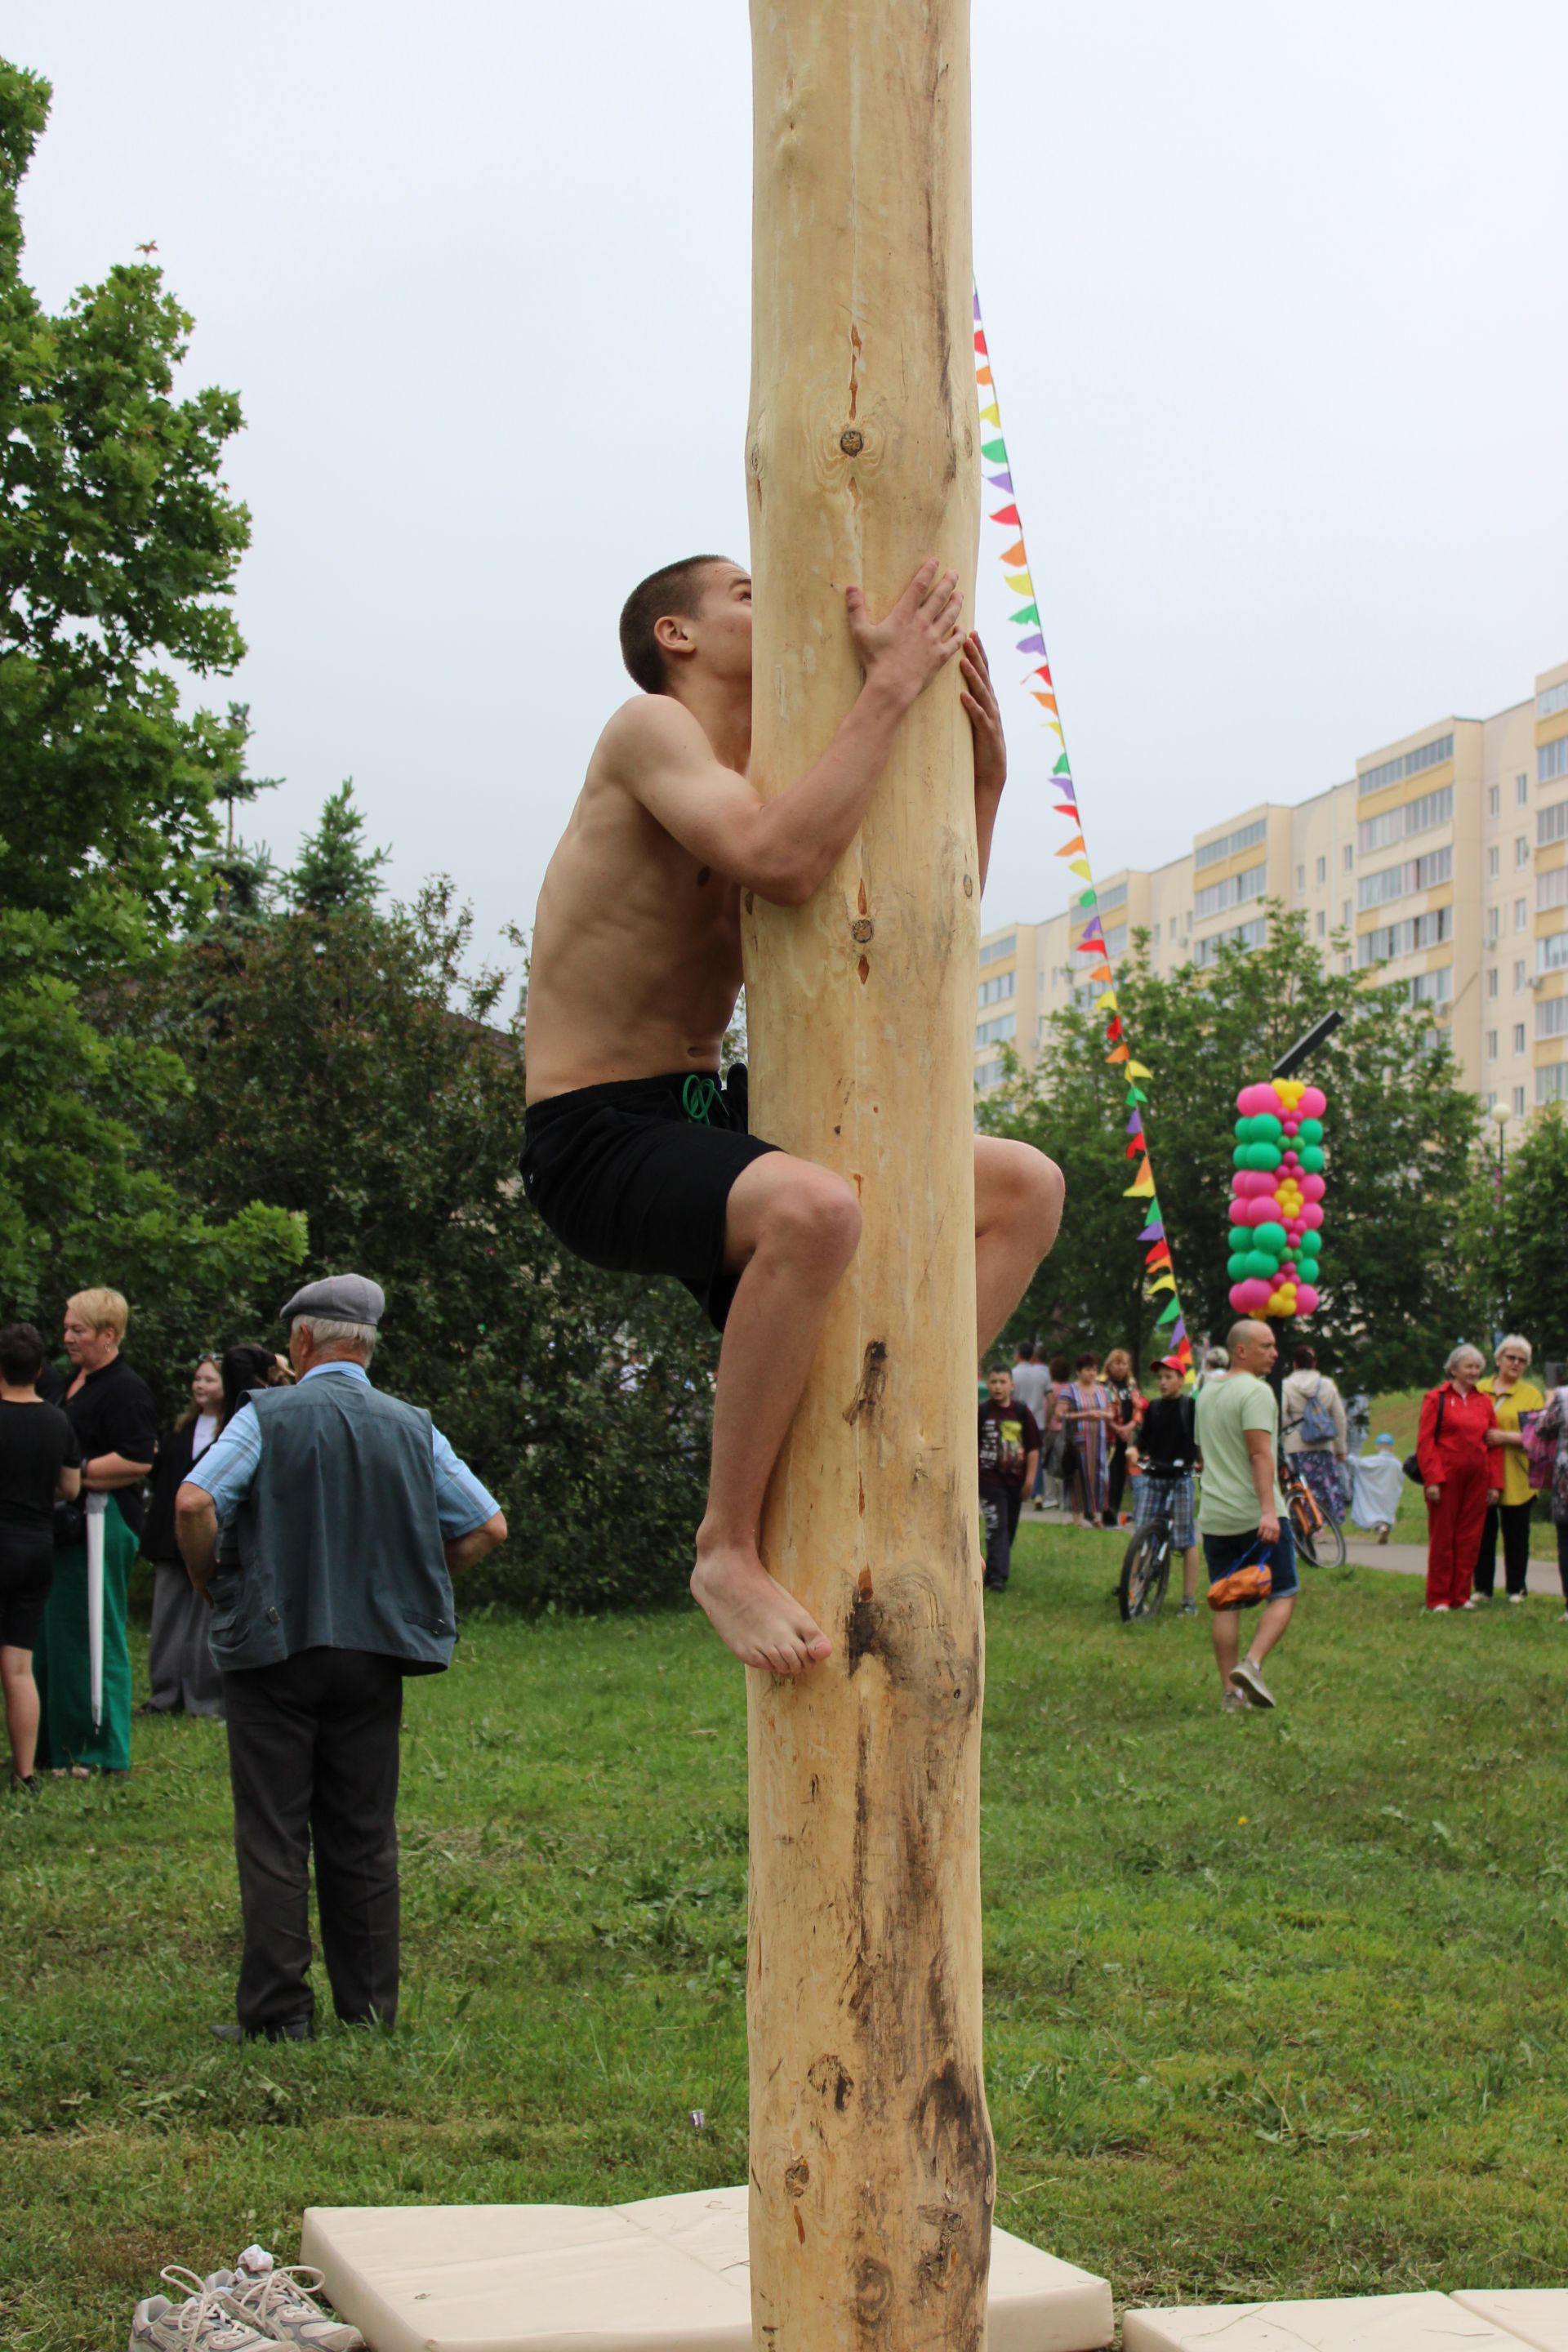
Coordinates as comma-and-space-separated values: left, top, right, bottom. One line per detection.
742, 5, 991, 2346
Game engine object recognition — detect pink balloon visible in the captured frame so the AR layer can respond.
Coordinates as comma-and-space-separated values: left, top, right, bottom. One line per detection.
1236, 1085, 1266, 1116
1298, 1174, 1326, 1202
1281, 1153, 1300, 1172
1282, 1119, 1299, 1136
1298, 1086, 1327, 1118
1298, 1203, 1324, 1230
1295, 1283, 1320, 1315
1280, 1259, 1297, 1278
1286, 1222, 1304, 1241
1234, 1169, 1276, 1197
1232, 1277, 1273, 1311
1240, 1198, 1273, 1226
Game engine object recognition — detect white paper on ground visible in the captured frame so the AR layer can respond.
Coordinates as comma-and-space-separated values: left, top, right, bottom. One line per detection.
1124, 2289, 1526, 2352
1451, 2290, 1568, 2352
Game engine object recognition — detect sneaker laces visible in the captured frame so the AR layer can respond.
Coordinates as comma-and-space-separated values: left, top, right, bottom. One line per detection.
158, 2270, 268, 2350
226, 2266, 335, 2332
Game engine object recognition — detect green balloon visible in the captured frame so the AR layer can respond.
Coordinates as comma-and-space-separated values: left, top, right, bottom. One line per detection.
1297, 1231, 1321, 1259
1298, 1143, 1325, 1174
1297, 1118, 1323, 1143
1234, 1116, 1254, 1142
1250, 1143, 1283, 1172
1232, 1145, 1250, 1169
1253, 1221, 1288, 1254
1227, 1252, 1252, 1281
1253, 1113, 1283, 1141
1229, 1227, 1252, 1256
1245, 1250, 1279, 1280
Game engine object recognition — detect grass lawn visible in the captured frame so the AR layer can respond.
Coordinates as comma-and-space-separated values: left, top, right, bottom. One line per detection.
4, 1525, 1568, 2350
1365, 1390, 1561, 1559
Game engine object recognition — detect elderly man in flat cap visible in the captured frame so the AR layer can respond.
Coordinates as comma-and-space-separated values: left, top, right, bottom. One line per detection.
176, 1274, 506, 2042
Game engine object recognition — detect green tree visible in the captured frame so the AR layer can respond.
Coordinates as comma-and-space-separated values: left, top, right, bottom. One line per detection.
1459, 1106, 1568, 1366
981, 909, 1480, 1389
120, 873, 719, 1607
0, 57, 299, 1319
283, 779, 388, 918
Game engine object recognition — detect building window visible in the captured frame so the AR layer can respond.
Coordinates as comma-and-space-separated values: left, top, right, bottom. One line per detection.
1515, 1020, 1530, 1052
1538, 799, 1568, 849
1193, 916, 1267, 967
1487, 967, 1499, 997
1514, 959, 1526, 991
1539, 681, 1568, 719
1488, 784, 1501, 817
1539, 1063, 1568, 1105
1343, 844, 1353, 871
979, 932, 1017, 968
1098, 881, 1128, 915
1358, 784, 1454, 858
1152, 921, 1161, 947
1194, 817, 1268, 871
1487, 907, 1501, 942
1485, 1090, 1497, 1111
1295, 864, 1306, 891
1517, 773, 1530, 805
1342, 953, 1352, 975
1358, 733, 1454, 797
975, 1011, 1016, 1047
1539, 868, 1568, 912
974, 1059, 1004, 1092
1536, 996, 1568, 1040
978, 970, 1015, 1007
1195, 862, 1267, 920
1407, 966, 1453, 1006
1516, 898, 1529, 932
1358, 844, 1453, 911
1316, 911, 1325, 938
1488, 847, 1501, 878
1540, 739, 1568, 786
1486, 1030, 1498, 1060
1517, 837, 1531, 867
1539, 930, 1568, 974
1359, 907, 1452, 965
1514, 1086, 1526, 1116
1104, 924, 1128, 960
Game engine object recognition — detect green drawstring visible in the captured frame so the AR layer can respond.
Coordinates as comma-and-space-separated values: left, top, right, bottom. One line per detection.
682, 1074, 721, 1125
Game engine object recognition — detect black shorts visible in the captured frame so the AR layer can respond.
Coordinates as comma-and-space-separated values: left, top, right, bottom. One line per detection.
0, 1524, 55, 1650
519, 1067, 777, 1332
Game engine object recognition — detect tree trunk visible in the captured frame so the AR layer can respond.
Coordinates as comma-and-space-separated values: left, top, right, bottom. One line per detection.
742, 5, 991, 2348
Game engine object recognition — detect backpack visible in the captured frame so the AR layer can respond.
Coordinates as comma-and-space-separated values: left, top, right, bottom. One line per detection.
1298, 1378, 1336, 1448
1523, 1408, 1557, 1493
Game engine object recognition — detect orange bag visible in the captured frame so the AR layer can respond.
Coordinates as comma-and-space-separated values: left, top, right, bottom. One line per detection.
1206, 1548, 1274, 1611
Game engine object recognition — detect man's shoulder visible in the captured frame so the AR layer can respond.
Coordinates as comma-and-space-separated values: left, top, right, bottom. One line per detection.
598, 691, 712, 773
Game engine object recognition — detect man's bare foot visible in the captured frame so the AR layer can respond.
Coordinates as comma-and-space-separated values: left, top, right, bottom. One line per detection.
691, 1539, 834, 1675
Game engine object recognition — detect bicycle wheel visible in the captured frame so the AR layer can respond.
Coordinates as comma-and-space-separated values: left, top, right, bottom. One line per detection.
1119, 1526, 1169, 1620
1312, 1509, 1347, 1567
1289, 1489, 1320, 1566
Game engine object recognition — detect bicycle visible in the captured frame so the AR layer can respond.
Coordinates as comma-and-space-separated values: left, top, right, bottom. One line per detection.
1281, 1454, 1347, 1567
1117, 1473, 1185, 1621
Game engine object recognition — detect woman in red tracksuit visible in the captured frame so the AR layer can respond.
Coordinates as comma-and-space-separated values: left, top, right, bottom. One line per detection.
1418, 1344, 1500, 1611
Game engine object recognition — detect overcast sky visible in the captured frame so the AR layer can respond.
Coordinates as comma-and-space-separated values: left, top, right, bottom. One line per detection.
11, 2, 1567, 983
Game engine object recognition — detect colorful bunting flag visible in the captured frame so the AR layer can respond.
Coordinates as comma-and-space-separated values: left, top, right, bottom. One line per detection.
974, 283, 1196, 1374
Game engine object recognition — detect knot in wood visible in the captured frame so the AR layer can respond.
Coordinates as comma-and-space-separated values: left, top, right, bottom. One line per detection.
963, 875, 974, 898
839, 427, 865, 456
850, 918, 874, 943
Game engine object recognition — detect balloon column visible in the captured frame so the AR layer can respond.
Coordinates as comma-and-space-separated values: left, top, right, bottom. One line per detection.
1226, 1079, 1328, 1319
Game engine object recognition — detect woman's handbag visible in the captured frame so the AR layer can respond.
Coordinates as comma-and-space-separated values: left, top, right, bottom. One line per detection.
1207, 1538, 1275, 1611
53, 1495, 87, 1549
1523, 1409, 1556, 1493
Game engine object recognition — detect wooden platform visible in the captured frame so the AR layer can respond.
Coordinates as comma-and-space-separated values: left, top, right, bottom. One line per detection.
301, 2187, 1114, 2352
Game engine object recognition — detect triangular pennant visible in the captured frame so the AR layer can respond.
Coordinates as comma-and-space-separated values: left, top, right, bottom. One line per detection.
1010, 604, 1040, 626
1053, 804, 1079, 818
1095, 990, 1119, 1011
1106, 1016, 1124, 1041
1054, 835, 1086, 856
1080, 916, 1104, 939
1125, 1110, 1144, 1135
1067, 857, 1092, 880
976, 367, 993, 385
1125, 1135, 1149, 1160
1000, 537, 1026, 564
990, 503, 1021, 526
1125, 1085, 1147, 1103
1144, 1243, 1173, 1268
980, 403, 1001, 426
1036, 693, 1058, 715
1089, 963, 1115, 982
973, 290, 982, 319
1106, 1045, 1130, 1065
1079, 893, 1099, 912
1171, 1317, 1187, 1343
988, 471, 1015, 494
1124, 1166, 1156, 1197
1048, 720, 1066, 742
1052, 755, 1072, 775
973, 330, 987, 354
1015, 631, 1045, 653
1147, 1272, 1177, 1294
1004, 572, 1033, 594
1138, 1219, 1165, 1240
1156, 1296, 1182, 1325
1125, 1060, 1152, 1079
981, 439, 1008, 463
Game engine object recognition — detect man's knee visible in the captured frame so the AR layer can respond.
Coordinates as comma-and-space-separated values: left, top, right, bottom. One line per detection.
763, 1166, 862, 1273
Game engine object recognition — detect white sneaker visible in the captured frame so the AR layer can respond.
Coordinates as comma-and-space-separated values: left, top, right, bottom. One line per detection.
207, 2261, 363, 2352
1508, 1594, 1526, 1606
1220, 1690, 1250, 1713
1429, 1604, 1450, 1613
1231, 1655, 1275, 1709
131, 2272, 272, 2352
1460, 1598, 1479, 1610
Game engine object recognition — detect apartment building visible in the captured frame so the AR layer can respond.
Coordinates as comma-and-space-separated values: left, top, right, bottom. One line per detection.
975, 657, 1568, 1130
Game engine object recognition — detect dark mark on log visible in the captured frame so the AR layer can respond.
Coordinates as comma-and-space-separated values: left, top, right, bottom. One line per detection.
858, 879, 868, 915
963, 874, 973, 898
807, 2052, 853, 2112
851, 917, 873, 942
785, 2157, 810, 2196
854, 2257, 893, 2330
858, 1565, 873, 1598
857, 954, 870, 983
843, 1339, 887, 1423
858, 1472, 865, 1517
840, 427, 864, 456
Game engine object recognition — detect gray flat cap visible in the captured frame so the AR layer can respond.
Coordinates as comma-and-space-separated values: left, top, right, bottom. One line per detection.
280, 1272, 385, 1328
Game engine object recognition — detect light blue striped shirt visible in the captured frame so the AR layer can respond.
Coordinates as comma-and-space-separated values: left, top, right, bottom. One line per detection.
185, 1361, 500, 1538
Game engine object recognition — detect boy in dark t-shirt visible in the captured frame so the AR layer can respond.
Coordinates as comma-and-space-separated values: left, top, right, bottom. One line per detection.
1133, 1355, 1201, 1612
978, 1364, 1041, 1593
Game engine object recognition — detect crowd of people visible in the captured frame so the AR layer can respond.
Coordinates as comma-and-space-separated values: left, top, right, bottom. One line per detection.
1416, 1334, 1568, 1615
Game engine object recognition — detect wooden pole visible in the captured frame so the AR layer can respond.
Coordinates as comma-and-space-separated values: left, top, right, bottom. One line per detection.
742, 6, 990, 2347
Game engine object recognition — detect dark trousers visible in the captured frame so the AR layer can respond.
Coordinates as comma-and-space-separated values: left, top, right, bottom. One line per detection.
1474, 1499, 1533, 1597
221, 1646, 403, 2034
982, 1485, 1020, 1588
1105, 1441, 1129, 1527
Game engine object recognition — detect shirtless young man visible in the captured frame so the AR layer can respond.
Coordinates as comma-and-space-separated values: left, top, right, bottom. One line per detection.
523, 553, 1065, 1676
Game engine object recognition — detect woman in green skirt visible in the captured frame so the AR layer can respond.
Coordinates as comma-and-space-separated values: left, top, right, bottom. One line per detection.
34, 1289, 157, 1775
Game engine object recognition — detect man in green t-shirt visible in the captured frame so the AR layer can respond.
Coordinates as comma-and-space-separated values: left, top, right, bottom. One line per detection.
1195, 1319, 1299, 1713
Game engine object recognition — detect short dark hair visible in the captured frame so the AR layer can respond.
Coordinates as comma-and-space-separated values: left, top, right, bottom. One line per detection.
1076, 1351, 1098, 1371
618, 556, 732, 695
0, 1322, 45, 1385
1049, 1354, 1070, 1381
1013, 1339, 1035, 1361
1293, 1343, 1316, 1370
220, 1343, 277, 1428
986, 1361, 1013, 1379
